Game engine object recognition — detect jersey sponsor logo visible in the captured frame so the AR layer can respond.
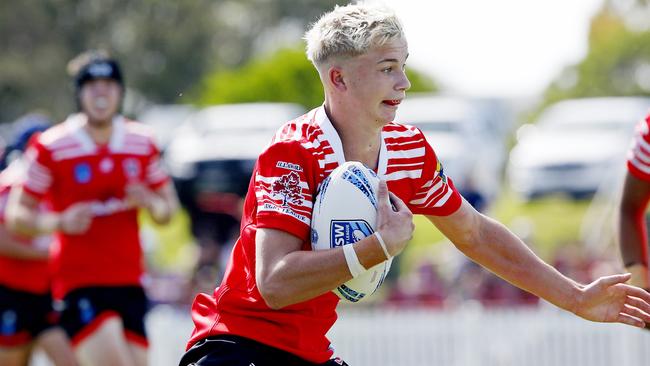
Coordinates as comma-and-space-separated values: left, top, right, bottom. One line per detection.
99, 157, 114, 173
123, 158, 141, 179
74, 163, 92, 183
330, 220, 373, 249
261, 202, 309, 224
271, 171, 302, 207
275, 161, 303, 172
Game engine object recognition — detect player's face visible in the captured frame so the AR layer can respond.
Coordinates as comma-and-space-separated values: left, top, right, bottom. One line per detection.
79, 78, 122, 125
344, 37, 411, 125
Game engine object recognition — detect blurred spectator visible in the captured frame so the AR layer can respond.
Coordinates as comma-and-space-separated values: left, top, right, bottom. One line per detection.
387, 258, 448, 307
175, 165, 247, 297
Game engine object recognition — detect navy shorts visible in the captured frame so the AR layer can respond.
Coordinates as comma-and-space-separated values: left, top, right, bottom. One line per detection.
59, 285, 149, 347
0, 285, 57, 347
179, 335, 350, 366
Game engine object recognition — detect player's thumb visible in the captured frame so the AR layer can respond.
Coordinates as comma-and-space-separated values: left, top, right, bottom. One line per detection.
377, 180, 389, 208
598, 273, 632, 287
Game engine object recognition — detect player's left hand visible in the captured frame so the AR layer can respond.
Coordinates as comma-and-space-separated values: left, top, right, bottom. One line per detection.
125, 183, 156, 209
573, 273, 650, 328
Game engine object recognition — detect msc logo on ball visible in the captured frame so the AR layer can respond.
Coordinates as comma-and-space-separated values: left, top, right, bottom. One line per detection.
330, 220, 373, 249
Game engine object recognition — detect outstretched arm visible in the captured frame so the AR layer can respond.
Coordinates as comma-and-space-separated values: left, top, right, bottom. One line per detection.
427, 199, 650, 328
618, 172, 650, 289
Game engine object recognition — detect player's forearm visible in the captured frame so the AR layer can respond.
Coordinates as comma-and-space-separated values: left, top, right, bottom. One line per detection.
619, 208, 648, 268
7, 207, 60, 237
146, 185, 178, 225
259, 235, 386, 309
0, 239, 48, 259
456, 215, 583, 313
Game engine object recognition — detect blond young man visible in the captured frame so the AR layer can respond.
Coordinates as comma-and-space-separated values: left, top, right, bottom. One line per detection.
181, 4, 650, 366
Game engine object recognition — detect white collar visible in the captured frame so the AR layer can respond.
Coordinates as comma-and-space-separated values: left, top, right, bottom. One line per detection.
313, 106, 387, 176
64, 113, 126, 153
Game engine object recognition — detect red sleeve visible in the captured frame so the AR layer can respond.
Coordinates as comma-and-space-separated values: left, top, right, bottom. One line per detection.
21, 137, 54, 199
627, 115, 650, 182
407, 131, 462, 216
254, 141, 316, 240
145, 139, 170, 190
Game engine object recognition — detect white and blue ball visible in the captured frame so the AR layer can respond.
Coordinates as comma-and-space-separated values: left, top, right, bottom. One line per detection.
311, 161, 393, 303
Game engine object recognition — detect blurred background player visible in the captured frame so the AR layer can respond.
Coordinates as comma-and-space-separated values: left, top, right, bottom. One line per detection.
6, 50, 177, 366
619, 112, 650, 294
0, 124, 78, 366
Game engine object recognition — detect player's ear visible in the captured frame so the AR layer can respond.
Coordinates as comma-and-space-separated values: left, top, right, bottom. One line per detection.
328, 67, 347, 91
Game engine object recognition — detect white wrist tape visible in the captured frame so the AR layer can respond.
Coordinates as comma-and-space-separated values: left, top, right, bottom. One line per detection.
374, 232, 392, 260
343, 244, 366, 278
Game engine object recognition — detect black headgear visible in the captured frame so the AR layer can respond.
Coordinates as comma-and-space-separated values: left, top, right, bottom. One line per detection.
74, 59, 123, 91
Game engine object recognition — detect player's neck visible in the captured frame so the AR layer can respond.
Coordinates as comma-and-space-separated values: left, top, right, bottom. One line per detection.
324, 104, 382, 170
83, 115, 114, 145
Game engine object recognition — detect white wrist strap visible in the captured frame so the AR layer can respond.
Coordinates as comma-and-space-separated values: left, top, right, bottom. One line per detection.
374, 232, 392, 260
343, 244, 365, 278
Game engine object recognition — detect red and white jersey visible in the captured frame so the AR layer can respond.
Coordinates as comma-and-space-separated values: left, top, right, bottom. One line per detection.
0, 163, 51, 294
188, 106, 462, 363
628, 113, 650, 181
21, 114, 169, 298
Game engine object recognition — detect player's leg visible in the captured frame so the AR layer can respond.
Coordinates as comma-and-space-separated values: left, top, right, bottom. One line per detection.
0, 286, 38, 366
59, 287, 132, 366
36, 327, 78, 366
32, 291, 77, 366
119, 286, 150, 366
74, 316, 133, 366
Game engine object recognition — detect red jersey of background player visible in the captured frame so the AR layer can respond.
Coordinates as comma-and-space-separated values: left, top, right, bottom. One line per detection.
21, 113, 169, 299
627, 113, 650, 181
0, 163, 51, 294
187, 106, 462, 363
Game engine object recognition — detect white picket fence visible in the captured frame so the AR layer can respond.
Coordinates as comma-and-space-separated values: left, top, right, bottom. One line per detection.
33, 303, 650, 366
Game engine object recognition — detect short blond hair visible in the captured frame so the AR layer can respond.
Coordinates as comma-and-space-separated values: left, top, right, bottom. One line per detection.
304, 3, 404, 66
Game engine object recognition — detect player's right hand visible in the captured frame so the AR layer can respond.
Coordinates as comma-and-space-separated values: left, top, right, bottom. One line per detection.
375, 180, 413, 257
59, 202, 94, 234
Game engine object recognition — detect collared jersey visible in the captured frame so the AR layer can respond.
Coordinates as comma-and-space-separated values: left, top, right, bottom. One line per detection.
628, 113, 650, 181
187, 107, 462, 363
21, 114, 169, 298
0, 163, 51, 294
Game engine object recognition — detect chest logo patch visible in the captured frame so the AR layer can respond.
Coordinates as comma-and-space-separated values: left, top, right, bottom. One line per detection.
74, 163, 92, 184
99, 157, 114, 173
123, 158, 141, 180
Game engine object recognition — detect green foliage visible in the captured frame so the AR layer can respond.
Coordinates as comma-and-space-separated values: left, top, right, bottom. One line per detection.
192, 46, 438, 109
0, 0, 343, 122
535, 5, 650, 119
194, 48, 325, 109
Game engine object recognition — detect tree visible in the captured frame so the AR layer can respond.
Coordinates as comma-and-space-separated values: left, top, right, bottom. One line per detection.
0, 0, 344, 123
538, 0, 650, 113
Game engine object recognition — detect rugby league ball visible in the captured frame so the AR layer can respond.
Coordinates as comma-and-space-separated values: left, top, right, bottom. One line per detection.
310, 161, 393, 303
